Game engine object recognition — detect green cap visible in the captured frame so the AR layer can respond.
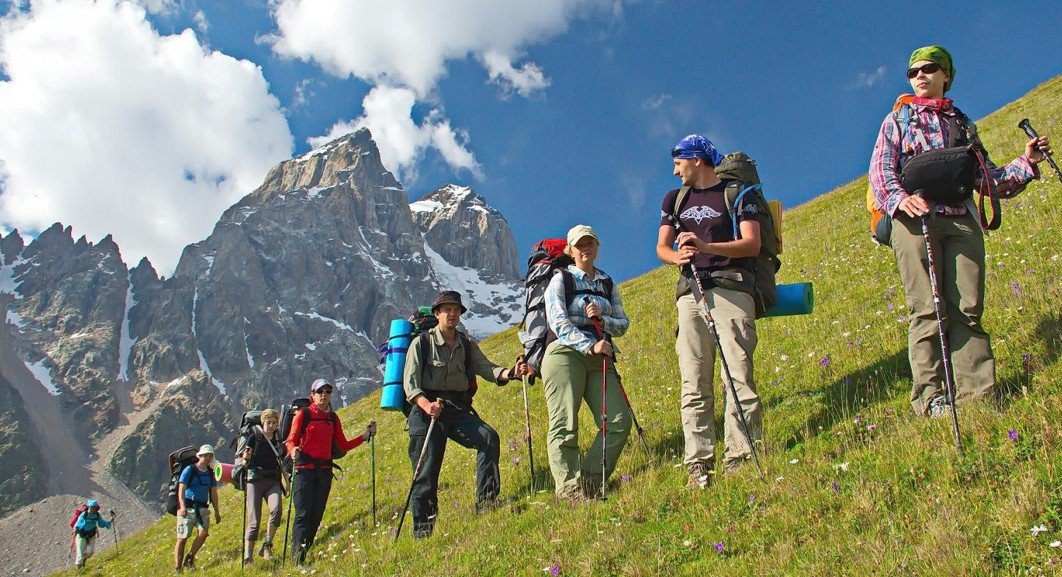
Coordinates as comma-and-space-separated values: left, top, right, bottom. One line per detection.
909, 45, 954, 91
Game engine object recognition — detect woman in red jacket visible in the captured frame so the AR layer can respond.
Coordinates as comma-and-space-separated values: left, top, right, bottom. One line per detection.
285, 378, 376, 566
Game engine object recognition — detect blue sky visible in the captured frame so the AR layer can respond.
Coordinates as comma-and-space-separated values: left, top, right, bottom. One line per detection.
1, 1, 1059, 280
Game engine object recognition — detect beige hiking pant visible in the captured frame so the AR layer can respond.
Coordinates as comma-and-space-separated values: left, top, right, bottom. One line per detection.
675, 290, 761, 467
891, 214, 995, 415
541, 341, 631, 498
75, 534, 96, 567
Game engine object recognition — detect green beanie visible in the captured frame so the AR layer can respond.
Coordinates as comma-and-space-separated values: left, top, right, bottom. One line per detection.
909, 45, 955, 91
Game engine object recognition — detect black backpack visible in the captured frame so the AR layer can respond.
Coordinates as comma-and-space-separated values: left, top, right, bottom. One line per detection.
671, 152, 782, 318
165, 446, 200, 515
228, 410, 265, 492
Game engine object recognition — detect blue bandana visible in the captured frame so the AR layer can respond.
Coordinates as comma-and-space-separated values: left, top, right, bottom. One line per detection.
671, 134, 724, 165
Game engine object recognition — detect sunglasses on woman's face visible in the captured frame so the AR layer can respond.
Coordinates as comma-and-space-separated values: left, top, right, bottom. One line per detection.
314, 388, 333, 395
906, 62, 941, 79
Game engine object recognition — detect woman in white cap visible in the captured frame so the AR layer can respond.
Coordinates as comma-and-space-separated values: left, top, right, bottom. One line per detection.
541, 224, 631, 500
174, 444, 220, 573
284, 378, 376, 566
72, 498, 112, 569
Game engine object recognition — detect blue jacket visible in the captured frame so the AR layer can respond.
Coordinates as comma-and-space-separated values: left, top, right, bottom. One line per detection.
74, 511, 111, 533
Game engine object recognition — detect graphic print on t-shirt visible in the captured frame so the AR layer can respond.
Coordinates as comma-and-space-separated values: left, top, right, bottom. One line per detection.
680, 205, 723, 224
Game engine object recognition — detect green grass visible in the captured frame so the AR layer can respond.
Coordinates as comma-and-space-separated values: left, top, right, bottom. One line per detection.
60, 75, 1062, 576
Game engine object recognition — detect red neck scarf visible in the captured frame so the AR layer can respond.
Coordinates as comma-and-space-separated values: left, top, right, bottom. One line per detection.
895, 93, 953, 111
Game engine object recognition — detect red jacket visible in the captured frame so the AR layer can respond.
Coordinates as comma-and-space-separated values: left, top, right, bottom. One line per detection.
285, 404, 364, 468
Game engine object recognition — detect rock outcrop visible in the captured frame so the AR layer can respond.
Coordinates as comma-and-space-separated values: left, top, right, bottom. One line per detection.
0, 128, 523, 512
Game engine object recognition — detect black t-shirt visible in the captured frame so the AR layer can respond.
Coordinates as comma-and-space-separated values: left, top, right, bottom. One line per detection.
659, 180, 759, 271
241, 429, 283, 479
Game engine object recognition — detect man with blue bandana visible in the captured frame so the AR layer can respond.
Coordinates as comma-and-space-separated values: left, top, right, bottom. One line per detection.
655, 134, 763, 488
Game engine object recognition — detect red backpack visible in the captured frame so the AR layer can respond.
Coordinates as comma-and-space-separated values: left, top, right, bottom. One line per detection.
68, 504, 88, 529
516, 239, 574, 382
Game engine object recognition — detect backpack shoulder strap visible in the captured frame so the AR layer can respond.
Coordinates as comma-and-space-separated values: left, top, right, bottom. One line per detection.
671, 185, 692, 224
559, 268, 576, 311
725, 181, 763, 239
418, 332, 431, 386
458, 331, 475, 385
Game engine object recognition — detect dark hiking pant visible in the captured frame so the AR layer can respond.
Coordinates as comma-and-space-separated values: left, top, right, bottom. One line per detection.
290, 467, 332, 561
407, 396, 500, 537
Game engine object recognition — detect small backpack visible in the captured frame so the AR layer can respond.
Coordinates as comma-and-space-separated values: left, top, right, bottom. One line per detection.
517, 239, 614, 380
672, 152, 783, 318
68, 504, 88, 529
164, 446, 200, 515
866, 95, 996, 245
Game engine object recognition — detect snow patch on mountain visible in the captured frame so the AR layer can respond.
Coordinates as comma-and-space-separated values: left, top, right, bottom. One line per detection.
421, 238, 521, 338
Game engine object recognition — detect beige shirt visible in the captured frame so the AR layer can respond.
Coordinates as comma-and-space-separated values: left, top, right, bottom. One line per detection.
403, 326, 508, 402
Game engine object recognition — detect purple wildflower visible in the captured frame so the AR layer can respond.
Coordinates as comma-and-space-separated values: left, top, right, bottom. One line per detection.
1008, 429, 1019, 442
866, 423, 877, 432
620, 474, 633, 484
549, 563, 561, 576
714, 541, 725, 554
748, 493, 756, 505
1010, 281, 1021, 295
830, 481, 840, 494
887, 301, 895, 311
819, 355, 831, 368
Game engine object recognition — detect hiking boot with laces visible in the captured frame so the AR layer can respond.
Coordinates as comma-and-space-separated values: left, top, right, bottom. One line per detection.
182, 555, 196, 570
260, 540, 274, 560
578, 476, 603, 500
687, 461, 714, 489
928, 396, 953, 418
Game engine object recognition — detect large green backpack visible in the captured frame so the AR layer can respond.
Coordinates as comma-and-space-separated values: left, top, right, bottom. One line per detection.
672, 152, 782, 318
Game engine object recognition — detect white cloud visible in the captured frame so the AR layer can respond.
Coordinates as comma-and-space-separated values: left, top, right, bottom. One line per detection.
848, 65, 887, 89
192, 9, 207, 34
0, 0, 293, 274
270, 0, 616, 174
308, 85, 481, 183
481, 50, 550, 98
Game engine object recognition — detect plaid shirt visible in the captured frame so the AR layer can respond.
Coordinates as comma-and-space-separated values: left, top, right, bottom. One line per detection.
544, 266, 629, 354
869, 103, 1038, 217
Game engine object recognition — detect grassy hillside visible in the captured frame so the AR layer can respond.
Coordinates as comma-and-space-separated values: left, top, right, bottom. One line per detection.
59, 76, 1062, 576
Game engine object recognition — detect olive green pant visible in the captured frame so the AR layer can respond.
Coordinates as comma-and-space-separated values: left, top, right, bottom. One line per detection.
891, 213, 995, 415
541, 341, 631, 498
675, 290, 760, 467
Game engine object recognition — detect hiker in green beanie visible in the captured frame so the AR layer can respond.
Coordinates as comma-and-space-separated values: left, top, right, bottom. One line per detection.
869, 45, 1052, 418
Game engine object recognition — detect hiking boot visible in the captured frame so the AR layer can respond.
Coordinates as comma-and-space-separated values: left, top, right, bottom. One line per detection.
174, 567, 182, 575
928, 396, 953, 418
412, 522, 435, 540
182, 555, 196, 570
723, 457, 746, 475
260, 540, 274, 560
475, 497, 500, 515
687, 461, 714, 489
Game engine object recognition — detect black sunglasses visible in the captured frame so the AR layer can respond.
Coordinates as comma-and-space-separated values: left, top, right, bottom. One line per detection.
906, 62, 941, 79
314, 388, 333, 395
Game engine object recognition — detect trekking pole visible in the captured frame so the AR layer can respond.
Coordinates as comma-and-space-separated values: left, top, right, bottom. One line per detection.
916, 200, 963, 451
670, 219, 765, 479
1018, 119, 1061, 183
370, 435, 377, 527
518, 355, 535, 495
394, 416, 436, 544
240, 482, 248, 569
109, 510, 119, 554
591, 318, 652, 465
281, 464, 296, 566
67, 532, 75, 562
599, 345, 608, 502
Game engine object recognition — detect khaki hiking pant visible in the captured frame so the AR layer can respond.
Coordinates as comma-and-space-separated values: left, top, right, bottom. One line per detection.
676, 290, 761, 468
891, 213, 995, 415
541, 341, 631, 498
